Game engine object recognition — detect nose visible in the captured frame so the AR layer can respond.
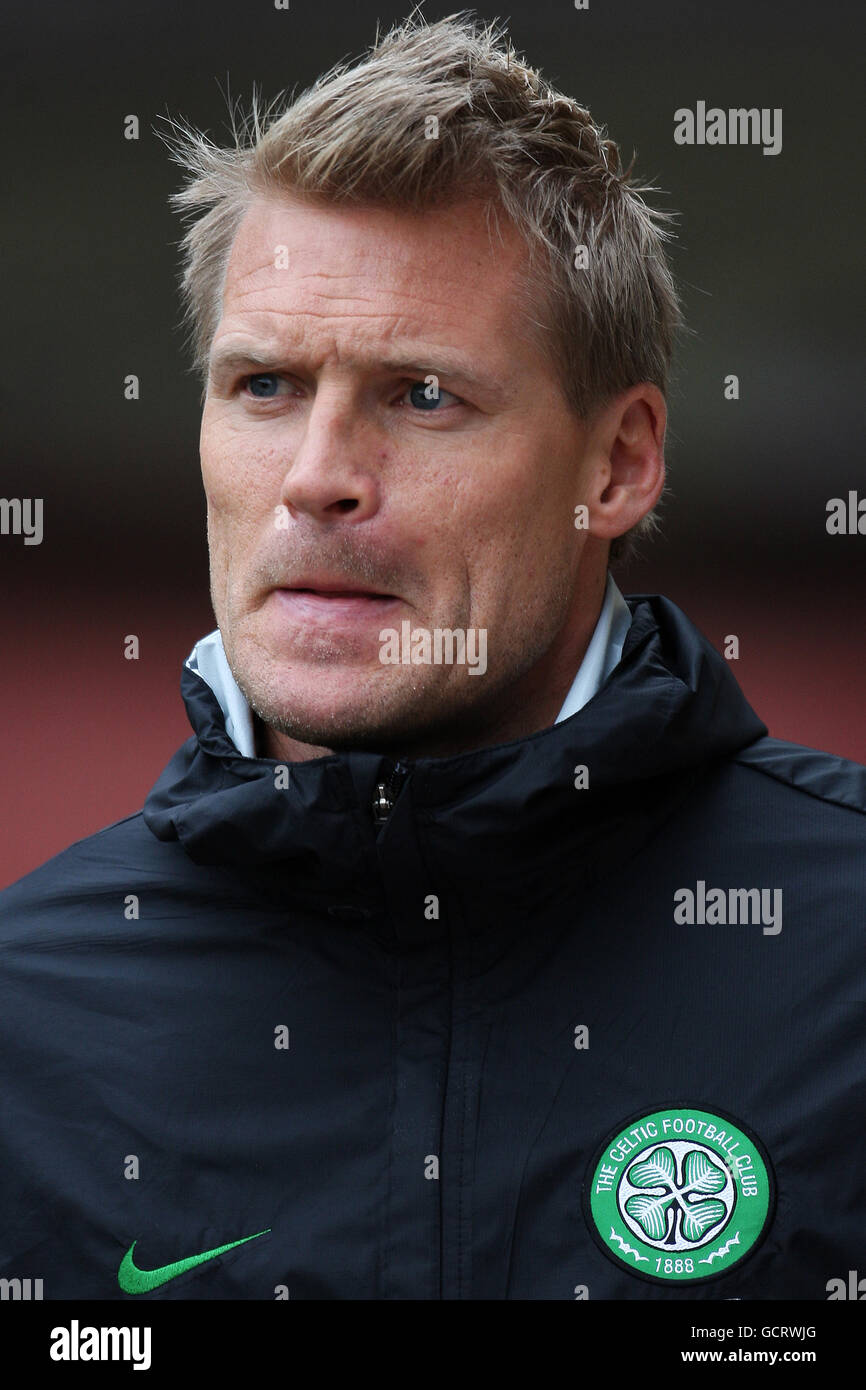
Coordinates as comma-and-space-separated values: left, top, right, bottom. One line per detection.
277, 388, 382, 524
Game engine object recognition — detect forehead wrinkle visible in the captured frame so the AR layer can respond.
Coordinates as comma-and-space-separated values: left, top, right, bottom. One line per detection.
219, 300, 512, 386
228, 276, 495, 325
218, 286, 501, 358
234, 233, 492, 281
228, 246, 506, 311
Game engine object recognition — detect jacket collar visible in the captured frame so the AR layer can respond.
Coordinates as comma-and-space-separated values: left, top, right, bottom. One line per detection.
143, 593, 768, 903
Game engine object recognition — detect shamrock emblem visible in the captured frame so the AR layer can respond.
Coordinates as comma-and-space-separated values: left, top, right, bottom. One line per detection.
621, 1144, 731, 1247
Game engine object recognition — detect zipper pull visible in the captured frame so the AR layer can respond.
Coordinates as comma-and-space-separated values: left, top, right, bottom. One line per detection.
372, 781, 393, 828
371, 760, 410, 829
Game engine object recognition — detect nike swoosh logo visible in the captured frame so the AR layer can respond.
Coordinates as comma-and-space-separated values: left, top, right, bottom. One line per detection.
118, 1228, 271, 1294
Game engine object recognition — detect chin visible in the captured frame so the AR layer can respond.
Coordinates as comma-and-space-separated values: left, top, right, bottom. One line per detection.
245, 673, 391, 738
254, 675, 459, 753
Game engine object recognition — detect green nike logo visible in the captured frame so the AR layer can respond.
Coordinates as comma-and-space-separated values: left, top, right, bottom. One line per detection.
118, 1228, 271, 1294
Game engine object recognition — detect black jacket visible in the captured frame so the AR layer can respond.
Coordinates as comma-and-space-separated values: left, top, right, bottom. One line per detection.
1, 593, 864, 1299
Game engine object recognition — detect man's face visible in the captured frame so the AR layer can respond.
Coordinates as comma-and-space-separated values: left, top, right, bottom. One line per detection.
201, 192, 604, 755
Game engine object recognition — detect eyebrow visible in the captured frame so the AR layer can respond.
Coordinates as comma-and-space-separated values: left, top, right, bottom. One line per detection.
207, 341, 517, 405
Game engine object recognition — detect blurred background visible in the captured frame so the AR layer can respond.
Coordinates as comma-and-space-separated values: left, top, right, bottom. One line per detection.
2, 0, 864, 888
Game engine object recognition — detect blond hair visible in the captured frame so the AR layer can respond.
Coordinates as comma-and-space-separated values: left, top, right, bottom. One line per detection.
159, 8, 685, 562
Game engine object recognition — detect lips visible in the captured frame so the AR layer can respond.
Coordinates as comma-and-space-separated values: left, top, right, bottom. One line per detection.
286, 587, 393, 599
271, 586, 401, 629
279, 574, 397, 598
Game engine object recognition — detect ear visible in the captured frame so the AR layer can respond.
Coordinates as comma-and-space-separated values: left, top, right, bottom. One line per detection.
582, 384, 667, 541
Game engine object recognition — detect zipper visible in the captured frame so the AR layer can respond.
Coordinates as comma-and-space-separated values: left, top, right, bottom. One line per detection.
371, 759, 410, 830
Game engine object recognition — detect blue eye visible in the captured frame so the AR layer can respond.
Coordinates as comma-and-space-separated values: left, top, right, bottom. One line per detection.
407, 380, 457, 411
246, 374, 281, 398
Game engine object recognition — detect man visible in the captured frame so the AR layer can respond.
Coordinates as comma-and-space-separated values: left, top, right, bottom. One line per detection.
1, 13, 863, 1302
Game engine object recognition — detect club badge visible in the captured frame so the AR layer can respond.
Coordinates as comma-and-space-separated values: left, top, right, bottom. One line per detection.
583, 1104, 775, 1284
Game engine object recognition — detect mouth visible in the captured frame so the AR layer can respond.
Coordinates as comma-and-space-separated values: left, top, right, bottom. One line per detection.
271, 586, 402, 628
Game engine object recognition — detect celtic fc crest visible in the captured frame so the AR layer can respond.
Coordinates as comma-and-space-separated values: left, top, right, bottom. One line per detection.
584, 1105, 774, 1284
